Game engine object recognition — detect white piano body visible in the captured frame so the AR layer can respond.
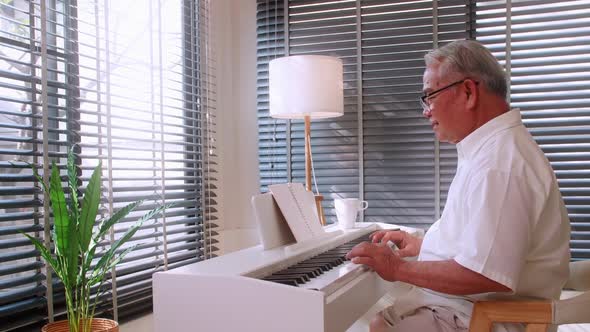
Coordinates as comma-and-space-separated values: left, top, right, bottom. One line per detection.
153, 223, 419, 332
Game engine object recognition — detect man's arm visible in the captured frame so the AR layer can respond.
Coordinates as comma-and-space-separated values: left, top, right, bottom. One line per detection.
396, 259, 511, 295
346, 242, 511, 296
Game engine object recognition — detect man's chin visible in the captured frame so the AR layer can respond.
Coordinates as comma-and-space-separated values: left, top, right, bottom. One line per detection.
434, 131, 447, 143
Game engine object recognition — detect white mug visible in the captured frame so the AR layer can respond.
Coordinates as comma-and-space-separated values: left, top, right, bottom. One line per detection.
334, 198, 368, 229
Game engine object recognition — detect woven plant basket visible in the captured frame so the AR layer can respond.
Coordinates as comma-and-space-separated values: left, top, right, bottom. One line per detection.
41, 318, 119, 332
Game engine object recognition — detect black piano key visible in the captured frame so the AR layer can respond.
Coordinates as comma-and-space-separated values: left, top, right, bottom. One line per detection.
281, 267, 321, 278
288, 265, 324, 276
305, 258, 343, 267
263, 275, 306, 285
306, 256, 339, 261
263, 278, 299, 287
293, 262, 331, 272
271, 272, 311, 283
310, 258, 342, 267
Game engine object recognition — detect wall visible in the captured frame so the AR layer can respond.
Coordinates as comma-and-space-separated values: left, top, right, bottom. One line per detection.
214, 0, 261, 254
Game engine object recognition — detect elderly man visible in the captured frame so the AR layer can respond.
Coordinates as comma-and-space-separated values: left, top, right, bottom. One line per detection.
347, 40, 570, 332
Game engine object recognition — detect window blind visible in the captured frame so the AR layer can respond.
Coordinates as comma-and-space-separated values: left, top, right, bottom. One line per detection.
0, 0, 61, 328
257, 0, 470, 227
257, 0, 288, 188
361, 0, 468, 227
476, 0, 590, 260
0, 0, 218, 330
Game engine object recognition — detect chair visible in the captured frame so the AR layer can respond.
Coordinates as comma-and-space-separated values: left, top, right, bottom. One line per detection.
469, 261, 590, 332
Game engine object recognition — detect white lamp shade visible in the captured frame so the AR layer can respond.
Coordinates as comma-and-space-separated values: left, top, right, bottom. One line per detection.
269, 55, 344, 119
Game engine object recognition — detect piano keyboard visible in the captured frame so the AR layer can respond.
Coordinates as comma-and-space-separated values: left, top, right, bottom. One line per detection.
261, 233, 371, 295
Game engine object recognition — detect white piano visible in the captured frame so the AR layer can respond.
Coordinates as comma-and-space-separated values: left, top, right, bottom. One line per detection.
153, 222, 420, 332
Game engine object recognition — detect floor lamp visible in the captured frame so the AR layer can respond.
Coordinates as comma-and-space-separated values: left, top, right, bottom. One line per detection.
269, 55, 344, 225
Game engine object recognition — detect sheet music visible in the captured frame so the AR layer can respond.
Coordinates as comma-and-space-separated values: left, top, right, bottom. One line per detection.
269, 183, 325, 243
251, 193, 296, 250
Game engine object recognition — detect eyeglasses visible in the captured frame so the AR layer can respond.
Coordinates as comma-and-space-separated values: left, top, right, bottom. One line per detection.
420, 79, 478, 110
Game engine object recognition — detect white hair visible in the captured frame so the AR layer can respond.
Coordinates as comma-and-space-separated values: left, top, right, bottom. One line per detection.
425, 40, 508, 99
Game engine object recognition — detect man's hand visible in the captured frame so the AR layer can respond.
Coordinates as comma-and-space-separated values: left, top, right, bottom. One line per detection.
370, 230, 422, 258
345, 242, 404, 282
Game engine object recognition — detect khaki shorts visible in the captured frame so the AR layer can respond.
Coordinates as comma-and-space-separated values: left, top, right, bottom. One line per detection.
382, 306, 468, 332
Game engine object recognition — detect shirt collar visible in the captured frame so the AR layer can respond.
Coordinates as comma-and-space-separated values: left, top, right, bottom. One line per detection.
456, 109, 523, 161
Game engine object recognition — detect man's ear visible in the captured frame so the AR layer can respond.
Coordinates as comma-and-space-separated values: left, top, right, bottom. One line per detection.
465, 79, 478, 110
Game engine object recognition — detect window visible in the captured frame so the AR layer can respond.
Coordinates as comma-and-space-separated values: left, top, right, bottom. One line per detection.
257, 0, 590, 259
0, 0, 218, 330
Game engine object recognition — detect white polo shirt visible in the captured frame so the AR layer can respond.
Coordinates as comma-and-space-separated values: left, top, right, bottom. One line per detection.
391, 110, 571, 332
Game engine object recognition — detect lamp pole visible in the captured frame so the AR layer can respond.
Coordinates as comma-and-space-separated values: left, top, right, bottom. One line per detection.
304, 115, 312, 192
305, 115, 326, 225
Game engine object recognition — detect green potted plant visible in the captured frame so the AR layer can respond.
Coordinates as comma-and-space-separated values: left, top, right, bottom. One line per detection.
23, 148, 171, 332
